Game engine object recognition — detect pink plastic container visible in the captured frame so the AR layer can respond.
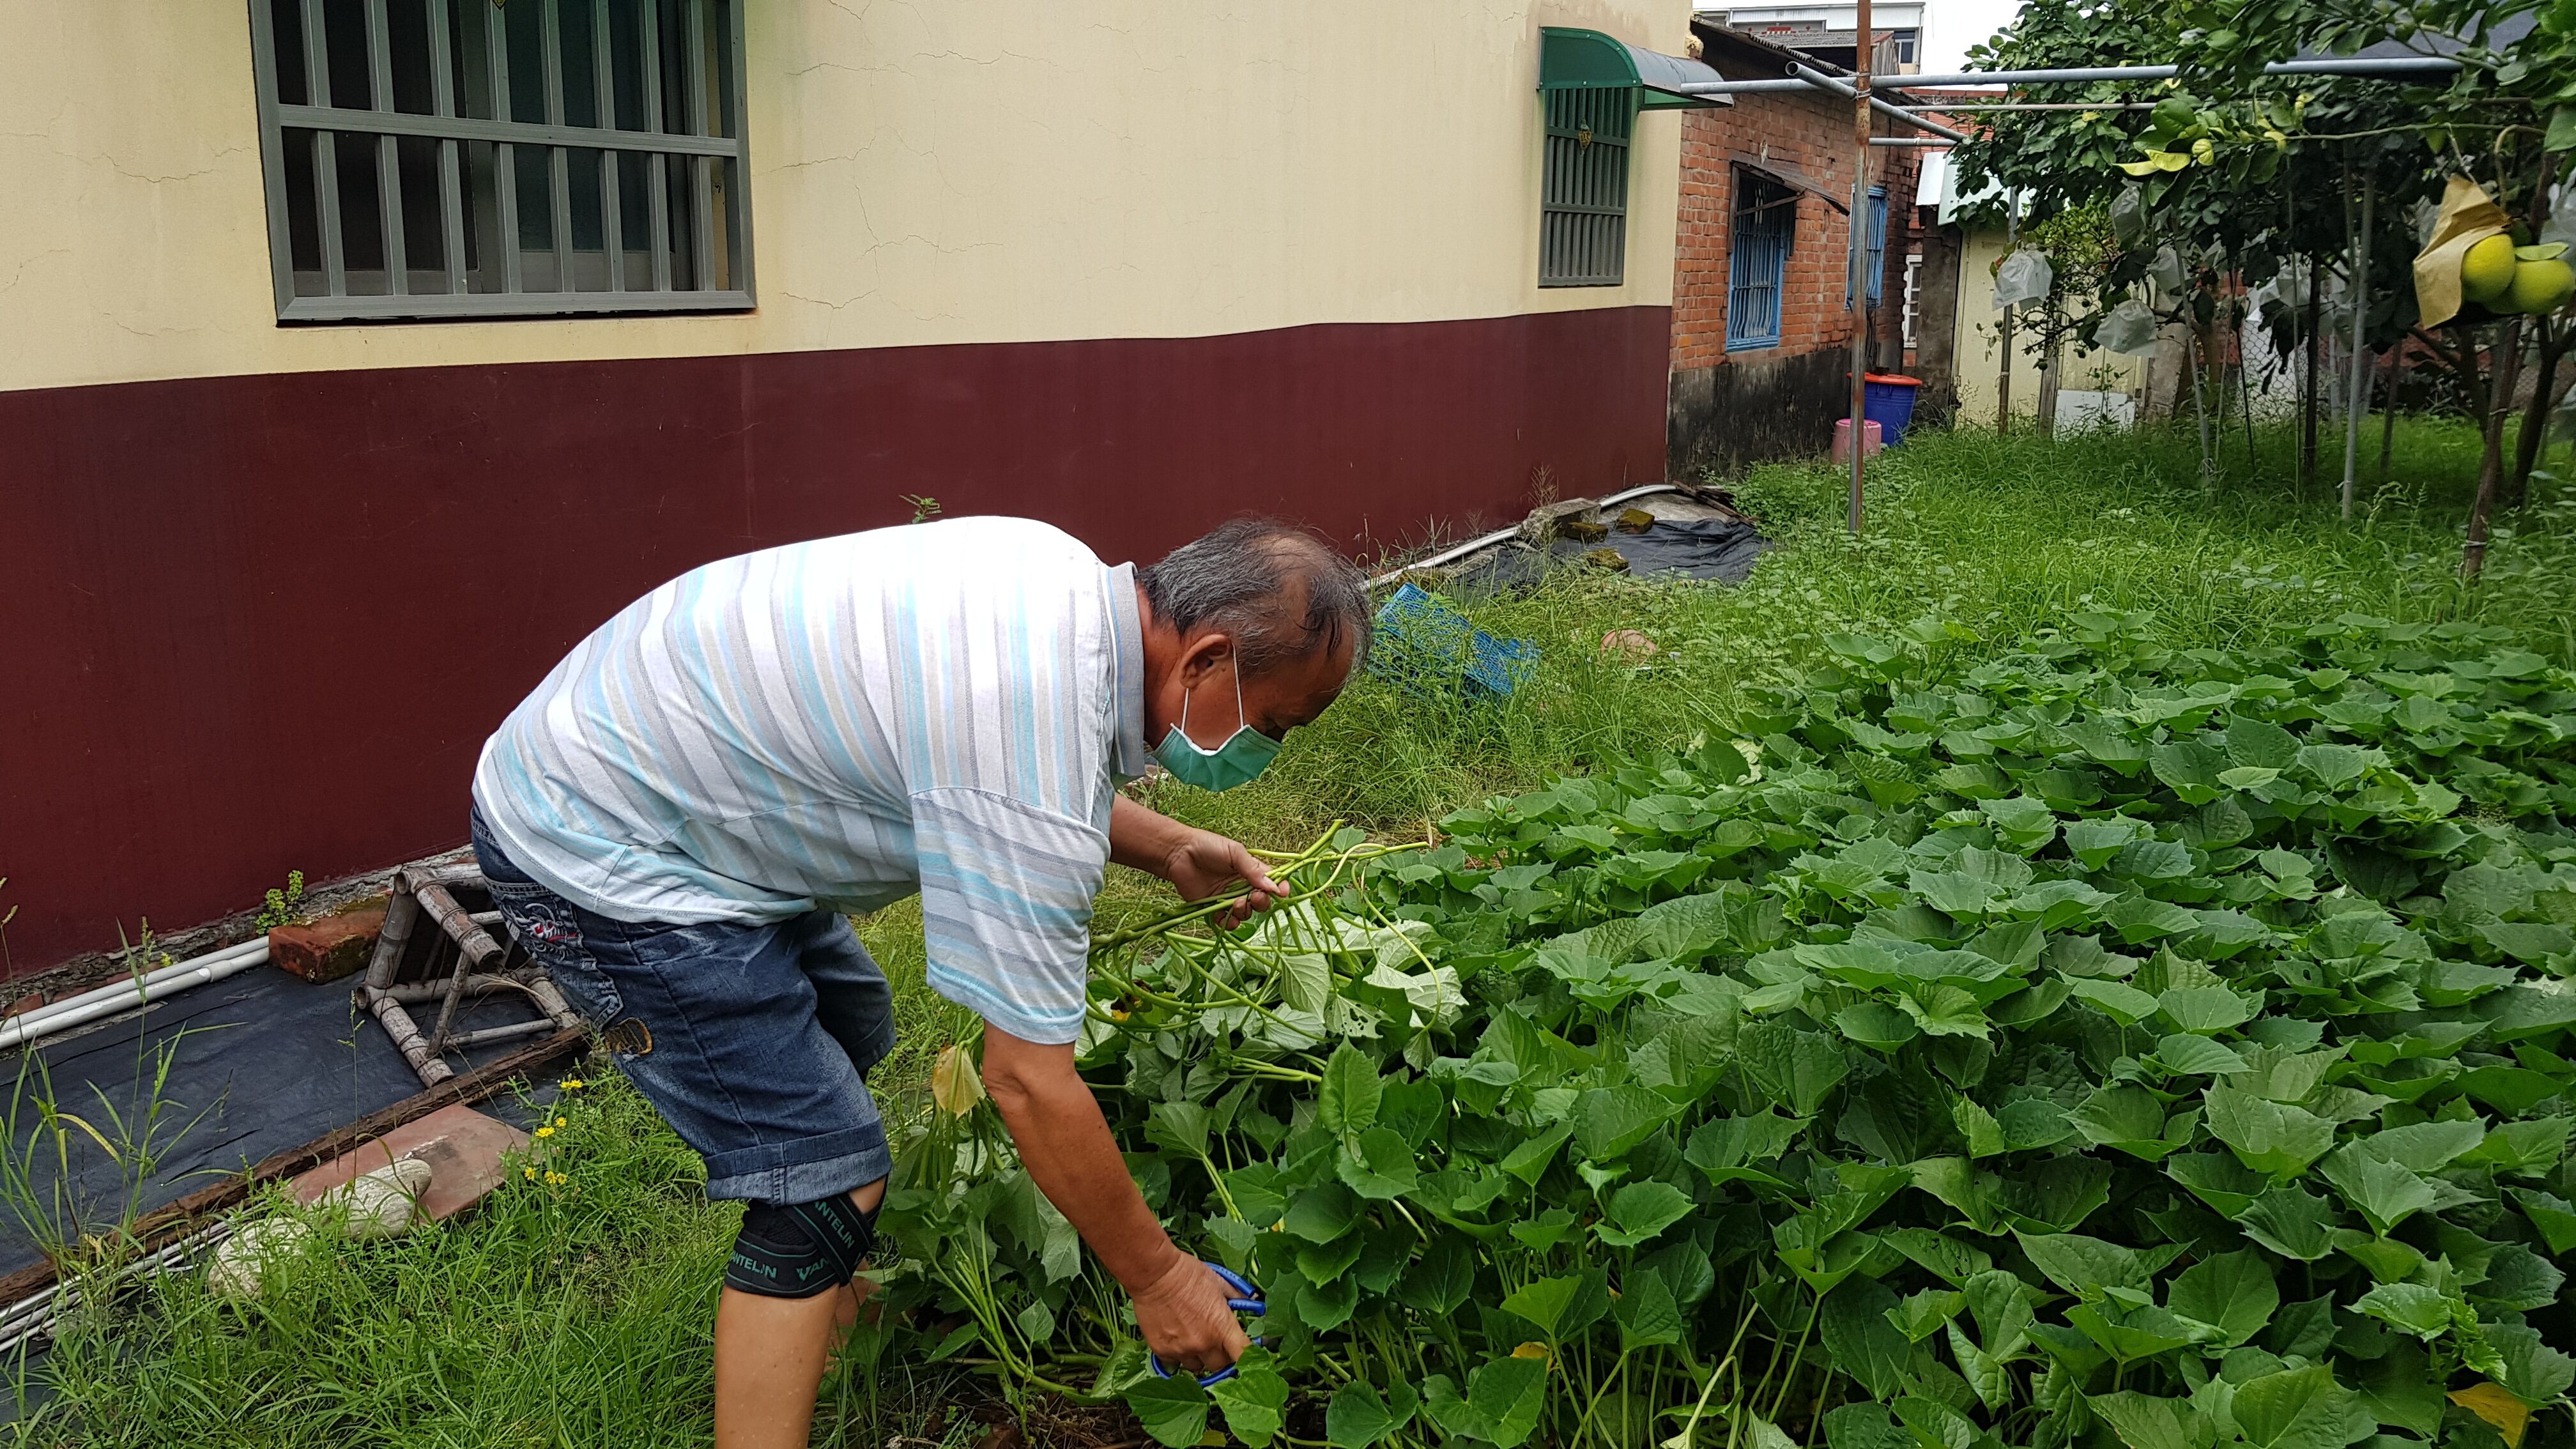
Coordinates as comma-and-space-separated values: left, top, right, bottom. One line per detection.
1831, 418, 1884, 463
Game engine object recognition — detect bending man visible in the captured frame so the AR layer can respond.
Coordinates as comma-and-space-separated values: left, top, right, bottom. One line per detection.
468, 516, 1368, 1446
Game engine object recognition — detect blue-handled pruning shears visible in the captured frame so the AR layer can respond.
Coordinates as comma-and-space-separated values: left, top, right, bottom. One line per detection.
1149, 1262, 1266, 1386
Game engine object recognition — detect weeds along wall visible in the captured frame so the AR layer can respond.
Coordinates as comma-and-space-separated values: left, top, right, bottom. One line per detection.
0, 0, 1687, 970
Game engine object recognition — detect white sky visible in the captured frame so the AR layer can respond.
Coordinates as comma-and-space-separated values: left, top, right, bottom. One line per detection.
1922, 0, 2024, 72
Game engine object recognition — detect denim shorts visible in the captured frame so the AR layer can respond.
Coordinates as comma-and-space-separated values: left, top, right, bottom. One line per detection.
470, 806, 896, 1205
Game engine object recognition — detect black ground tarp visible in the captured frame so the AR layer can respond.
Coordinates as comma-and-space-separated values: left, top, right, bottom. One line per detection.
1453, 517, 1769, 595
0, 966, 567, 1421
0, 965, 553, 1283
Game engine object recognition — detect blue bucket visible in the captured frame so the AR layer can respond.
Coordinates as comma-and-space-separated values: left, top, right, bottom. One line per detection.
1863, 373, 1922, 446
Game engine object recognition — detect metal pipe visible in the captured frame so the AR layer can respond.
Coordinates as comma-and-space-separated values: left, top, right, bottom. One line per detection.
1871, 137, 1952, 146
1678, 55, 2462, 93
2342, 169, 2375, 519
1790, 63, 1968, 141
1925, 101, 2163, 111
0, 946, 272, 1052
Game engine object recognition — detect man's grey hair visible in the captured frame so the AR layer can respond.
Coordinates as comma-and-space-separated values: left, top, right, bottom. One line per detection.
1139, 518, 1372, 680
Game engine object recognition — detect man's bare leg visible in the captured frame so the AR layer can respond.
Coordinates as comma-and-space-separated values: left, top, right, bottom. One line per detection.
713, 1178, 887, 1449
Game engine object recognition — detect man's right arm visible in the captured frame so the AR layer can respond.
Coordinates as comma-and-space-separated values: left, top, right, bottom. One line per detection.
979, 1025, 1251, 1376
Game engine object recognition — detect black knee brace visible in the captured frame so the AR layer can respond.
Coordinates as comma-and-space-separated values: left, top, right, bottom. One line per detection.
724, 1193, 878, 1300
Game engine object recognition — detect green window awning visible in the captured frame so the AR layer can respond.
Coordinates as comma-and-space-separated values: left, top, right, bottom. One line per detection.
1538, 26, 1730, 110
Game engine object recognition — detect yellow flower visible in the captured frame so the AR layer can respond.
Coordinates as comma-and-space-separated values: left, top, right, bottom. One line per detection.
524, 1166, 536, 1180
558, 1078, 586, 1091
536, 1125, 555, 1138
554, 1117, 567, 1128
545, 1171, 567, 1185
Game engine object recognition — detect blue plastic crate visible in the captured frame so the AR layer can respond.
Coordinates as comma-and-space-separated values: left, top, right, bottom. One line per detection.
1370, 584, 1538, 699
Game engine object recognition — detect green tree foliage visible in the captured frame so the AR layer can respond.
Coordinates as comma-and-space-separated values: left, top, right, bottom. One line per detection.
1950, 0, 2575, 560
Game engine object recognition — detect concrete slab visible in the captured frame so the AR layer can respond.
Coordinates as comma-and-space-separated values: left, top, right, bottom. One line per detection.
288, 1102, 528, 1222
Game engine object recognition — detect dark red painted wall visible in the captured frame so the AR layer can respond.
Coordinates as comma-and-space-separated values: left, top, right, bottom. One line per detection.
0, 307, 1669, 970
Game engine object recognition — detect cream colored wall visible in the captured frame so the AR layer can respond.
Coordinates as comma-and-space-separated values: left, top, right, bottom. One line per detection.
1950, 224, 2150, 426
0, 0, 1688, 394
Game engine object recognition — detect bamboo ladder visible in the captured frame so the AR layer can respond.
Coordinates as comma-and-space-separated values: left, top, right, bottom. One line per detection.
359, 862, 585, 1087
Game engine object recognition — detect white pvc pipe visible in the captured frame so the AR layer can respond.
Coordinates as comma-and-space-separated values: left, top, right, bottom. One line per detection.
0, 942, 271, 1052
1366, 482, 1683, 588
0, 1218, 233, 1356
3, 938, 267, 1036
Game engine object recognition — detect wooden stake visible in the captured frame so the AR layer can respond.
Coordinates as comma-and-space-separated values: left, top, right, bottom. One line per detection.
2239, 291, 2260, 471
2188, 318, 2216, 486
2378, 346, 2402, 488
376, 972, 543, 1006
2301, 252, 2324, 493
362, 889, 420, 992
2510, 316, 2572, 506
2037, 329, 2062, 437
409, 879, 504, 970
365, 989, 454, 1085
2464, 316, 2525, 580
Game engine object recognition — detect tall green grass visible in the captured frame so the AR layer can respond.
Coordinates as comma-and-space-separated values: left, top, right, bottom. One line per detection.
1146, 417, 2576, 857
20, 415, 2576, 1446
13, 1066, 984, 1447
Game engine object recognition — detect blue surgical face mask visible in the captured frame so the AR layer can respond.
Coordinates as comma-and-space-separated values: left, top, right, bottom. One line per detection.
1153, 657, 1282, 792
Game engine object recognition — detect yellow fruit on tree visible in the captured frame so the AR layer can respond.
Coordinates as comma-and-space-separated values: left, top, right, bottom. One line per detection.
2462, 234, 2518, 303
2510, 257, 2576, 314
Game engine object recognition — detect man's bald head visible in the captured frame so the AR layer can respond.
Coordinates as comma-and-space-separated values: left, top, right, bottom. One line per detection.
1138, 519, 1372, 682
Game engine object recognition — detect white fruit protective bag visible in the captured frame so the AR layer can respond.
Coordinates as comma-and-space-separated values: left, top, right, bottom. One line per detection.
2096, 297, 2162, 356
1994, 248, 2053, 309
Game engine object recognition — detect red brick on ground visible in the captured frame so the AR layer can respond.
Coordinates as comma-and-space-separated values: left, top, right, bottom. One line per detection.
267, 898, 387, 983
289, 1102, 529, 1222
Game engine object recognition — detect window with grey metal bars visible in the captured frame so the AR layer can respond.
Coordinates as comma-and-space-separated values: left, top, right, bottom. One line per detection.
1727, 172, 1793, 351
249, 0, 751, 323
1538, 88, 1634, 288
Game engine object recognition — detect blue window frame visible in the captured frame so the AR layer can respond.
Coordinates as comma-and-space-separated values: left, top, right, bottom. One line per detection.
1867, 187, 1889, 307
1727, 172, 1793, 351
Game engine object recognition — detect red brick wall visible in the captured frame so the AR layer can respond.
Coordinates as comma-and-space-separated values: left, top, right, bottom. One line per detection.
1670, 91, 1923, 371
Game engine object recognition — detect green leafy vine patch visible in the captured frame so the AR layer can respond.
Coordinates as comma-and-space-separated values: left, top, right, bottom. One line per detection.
870, 610, 2576, 1449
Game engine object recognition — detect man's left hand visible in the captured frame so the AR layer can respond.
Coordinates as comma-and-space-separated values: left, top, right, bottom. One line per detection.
1160, 829, 1283, 928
